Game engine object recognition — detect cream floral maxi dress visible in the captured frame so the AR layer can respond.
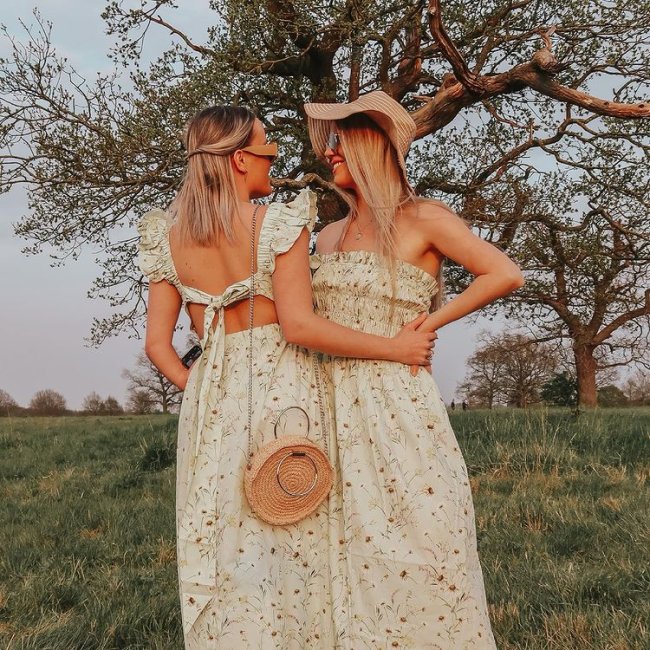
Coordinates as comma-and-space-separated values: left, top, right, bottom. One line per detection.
138, 191, 337, 649
311, 250, 496, 649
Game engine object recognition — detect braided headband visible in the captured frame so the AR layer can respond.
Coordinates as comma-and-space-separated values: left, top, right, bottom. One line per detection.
185, 141, 278, 160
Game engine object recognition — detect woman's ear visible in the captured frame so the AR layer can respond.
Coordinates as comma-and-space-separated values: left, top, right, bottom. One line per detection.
231, 151, 247, 174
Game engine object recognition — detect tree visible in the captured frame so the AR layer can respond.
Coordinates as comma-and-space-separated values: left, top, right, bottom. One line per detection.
0, 389, 20, 416
29, 389, 67, 415
473, 172, 650, 408
458, 338, 507, 409
1, 0, 648, 349
102, 396, 124, 415
82, 392, 124, 414
622, 370, 650, 406
126, 389, 156, 415
82, 391, 104, 414
541, 372, 578, 407
123, 352, 182, 414
597, 384, 628, 407
459, 332, 557, 408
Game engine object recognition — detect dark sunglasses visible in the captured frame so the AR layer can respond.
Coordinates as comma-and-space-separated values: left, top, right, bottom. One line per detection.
327, 131, 340, 151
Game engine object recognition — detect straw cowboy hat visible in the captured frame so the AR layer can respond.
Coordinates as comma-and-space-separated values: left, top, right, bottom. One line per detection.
304, 90, 417, 177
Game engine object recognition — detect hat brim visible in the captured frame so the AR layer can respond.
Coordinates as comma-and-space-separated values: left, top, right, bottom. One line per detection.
304, 94, 415, 180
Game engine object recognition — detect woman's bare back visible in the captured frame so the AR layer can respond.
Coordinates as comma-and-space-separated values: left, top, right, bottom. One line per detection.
169, 203, 279, 339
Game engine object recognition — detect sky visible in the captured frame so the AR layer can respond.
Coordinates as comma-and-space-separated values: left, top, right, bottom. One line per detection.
0, 1, 501, 410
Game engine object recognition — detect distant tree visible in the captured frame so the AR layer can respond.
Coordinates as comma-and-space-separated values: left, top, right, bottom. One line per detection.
126, 389, 156, 415
460, 332, 557, 408
123, 352, 182, 414
0, 389, 19, 416
82, 391, 125, 415
29, 389, 67, 415
622, 370, 650, 406
458, 339, 507, 409
541, 372, 578, 407
597, 385, 629, 407
102, 396, 124, 415
82, 391, 104, 414
503, 335, 557, 408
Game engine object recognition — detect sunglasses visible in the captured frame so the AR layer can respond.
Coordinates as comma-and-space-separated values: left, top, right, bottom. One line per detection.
327, 131, 340, 151
240, 141, 278, 162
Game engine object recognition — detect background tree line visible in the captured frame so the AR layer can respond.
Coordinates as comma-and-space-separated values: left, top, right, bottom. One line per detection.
1, 1, 648, 408
459, 331, 650, 409
3, 334, 647, 416
0, 349, 182, 416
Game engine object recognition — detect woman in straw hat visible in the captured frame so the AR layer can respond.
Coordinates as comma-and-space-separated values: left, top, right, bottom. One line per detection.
137, 105, 436, 648
305, 90, 524, 647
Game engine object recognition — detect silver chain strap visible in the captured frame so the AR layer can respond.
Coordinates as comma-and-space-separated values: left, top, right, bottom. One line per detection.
246, 205, 260, 467
312, 352, 329, 457
246, 204, 329, 467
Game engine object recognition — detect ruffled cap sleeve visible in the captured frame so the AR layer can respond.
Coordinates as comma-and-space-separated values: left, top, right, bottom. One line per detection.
258, 189, 317, 274
137, 209, 178, 284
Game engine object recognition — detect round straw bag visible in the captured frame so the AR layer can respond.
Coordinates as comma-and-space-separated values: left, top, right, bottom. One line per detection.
243, 207, 333, 526
244, 407, 334, 526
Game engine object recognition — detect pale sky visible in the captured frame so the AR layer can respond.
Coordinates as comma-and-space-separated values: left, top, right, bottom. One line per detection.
0, 1, 500, 410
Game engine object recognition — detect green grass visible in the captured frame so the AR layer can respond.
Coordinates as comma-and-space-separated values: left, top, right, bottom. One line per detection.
456, 408, 649, 649
0, 409, 648, 649
0, 416, 179, 649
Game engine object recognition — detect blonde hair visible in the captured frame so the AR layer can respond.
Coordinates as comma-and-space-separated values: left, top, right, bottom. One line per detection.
171, 106, 256, 245
334, 114, 444, 310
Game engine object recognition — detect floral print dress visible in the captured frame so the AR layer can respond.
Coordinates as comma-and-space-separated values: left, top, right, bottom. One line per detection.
311, 250, 496, 649
138, 191, 337, 649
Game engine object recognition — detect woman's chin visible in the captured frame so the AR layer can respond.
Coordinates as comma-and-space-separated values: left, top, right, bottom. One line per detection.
332, 175, 355, 191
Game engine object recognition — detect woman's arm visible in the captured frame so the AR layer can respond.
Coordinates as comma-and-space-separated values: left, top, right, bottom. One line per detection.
272, 229, 436, 365
418, 203, 524, 333
144, 280, 190, 390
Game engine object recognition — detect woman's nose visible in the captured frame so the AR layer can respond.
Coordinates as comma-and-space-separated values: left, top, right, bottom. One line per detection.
324, 146, 334, 157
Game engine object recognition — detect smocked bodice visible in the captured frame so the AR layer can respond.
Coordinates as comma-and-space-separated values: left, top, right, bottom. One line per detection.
310, 250, 438, 337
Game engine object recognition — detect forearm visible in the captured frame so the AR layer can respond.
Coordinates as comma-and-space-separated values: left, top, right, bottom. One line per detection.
145, 340, 189, 390
423, 273, 522, 331
282, 313, 397, 361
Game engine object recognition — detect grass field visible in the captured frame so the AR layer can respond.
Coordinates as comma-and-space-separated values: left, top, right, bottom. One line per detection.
0, 409, 648, 649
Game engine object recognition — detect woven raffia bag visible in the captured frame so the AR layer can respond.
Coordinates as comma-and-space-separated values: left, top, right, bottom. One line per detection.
243, 206, 333, 526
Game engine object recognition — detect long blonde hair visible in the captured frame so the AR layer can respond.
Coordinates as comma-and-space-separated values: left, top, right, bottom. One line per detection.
335, 114, 444, 310
171, 106, 256, 245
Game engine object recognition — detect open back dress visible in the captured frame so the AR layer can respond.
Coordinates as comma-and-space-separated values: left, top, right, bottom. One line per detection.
138, 191, 336, 648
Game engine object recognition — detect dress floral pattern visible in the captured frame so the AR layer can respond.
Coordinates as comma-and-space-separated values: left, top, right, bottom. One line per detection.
138, 191, 338, 648
311, 250, 496, 649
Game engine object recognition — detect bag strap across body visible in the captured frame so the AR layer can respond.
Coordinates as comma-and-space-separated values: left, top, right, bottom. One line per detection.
245, 205, 329, 467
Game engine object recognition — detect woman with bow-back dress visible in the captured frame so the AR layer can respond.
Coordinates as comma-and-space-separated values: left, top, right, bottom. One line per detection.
137, 105, 436, 648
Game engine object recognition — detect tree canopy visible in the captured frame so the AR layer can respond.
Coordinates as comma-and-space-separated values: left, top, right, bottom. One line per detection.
2, 1, 648, 405
459, 331, 557, 407
29, 389, 67, 415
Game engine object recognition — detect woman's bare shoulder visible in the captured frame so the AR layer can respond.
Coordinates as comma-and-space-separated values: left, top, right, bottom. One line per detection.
412, 197, 458, 221
315, 218, 347, 253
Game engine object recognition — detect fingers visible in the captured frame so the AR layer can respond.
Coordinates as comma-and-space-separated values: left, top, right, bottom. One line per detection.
403, 312, 427, 331
410, 364, 418, 376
